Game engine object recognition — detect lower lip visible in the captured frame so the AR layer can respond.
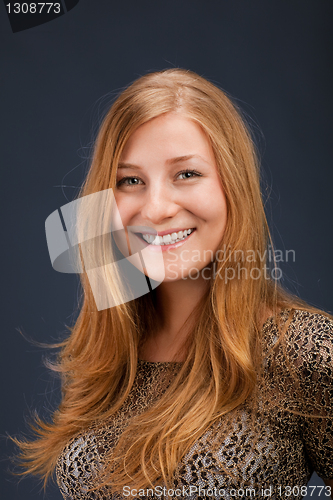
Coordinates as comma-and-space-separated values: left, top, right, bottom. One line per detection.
136, 230, 196, 252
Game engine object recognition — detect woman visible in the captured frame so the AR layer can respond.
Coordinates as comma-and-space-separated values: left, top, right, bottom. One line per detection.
16, 69, 333, 499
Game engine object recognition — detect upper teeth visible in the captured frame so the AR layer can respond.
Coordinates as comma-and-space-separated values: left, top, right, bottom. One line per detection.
142, 229, 194, 245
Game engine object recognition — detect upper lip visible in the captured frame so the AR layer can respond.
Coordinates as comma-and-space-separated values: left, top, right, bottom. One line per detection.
135, 227, 195, 236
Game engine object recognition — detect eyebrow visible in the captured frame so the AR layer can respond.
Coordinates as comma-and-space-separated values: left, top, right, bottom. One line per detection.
117, 154, 206, 170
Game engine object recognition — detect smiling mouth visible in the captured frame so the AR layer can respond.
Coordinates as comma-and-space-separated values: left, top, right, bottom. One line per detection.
137, 228, 196, 246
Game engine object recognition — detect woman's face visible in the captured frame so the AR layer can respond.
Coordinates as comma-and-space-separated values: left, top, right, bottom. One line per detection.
115, 112, 227, 282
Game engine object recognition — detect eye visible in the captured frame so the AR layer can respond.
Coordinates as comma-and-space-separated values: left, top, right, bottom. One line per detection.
176, 169, 202, 180
116, 176, 143, 188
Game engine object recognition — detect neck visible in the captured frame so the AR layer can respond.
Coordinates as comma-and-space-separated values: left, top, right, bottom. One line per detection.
156, 277, 208, 333
141, 277, 209, 362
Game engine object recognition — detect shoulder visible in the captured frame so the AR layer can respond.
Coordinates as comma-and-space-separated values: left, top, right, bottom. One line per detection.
287, 308, 333, 336
283, 308, 333, 353
263, 307, 333, 356
285, 308, 332, 360
263, 308, 333, 391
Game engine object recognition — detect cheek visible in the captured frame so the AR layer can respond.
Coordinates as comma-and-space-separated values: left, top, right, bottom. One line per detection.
192, 186, 227, 226
114, 195, 136, 227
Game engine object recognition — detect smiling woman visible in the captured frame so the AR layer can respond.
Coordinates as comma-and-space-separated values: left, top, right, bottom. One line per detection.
14, 69, 333, 499
115, 113, 228, 361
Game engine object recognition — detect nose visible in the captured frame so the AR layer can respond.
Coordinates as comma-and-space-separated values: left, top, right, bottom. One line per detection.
140, 182, 180, 225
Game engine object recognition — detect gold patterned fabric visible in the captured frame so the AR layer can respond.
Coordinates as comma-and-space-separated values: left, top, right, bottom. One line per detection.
56, 309, 333, 499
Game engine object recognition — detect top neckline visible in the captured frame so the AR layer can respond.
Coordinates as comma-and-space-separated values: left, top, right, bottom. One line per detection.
138, 359, 183, 366
138, 308, 291, 365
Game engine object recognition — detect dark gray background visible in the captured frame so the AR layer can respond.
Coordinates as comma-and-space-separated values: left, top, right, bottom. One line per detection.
1, 1, 332, 499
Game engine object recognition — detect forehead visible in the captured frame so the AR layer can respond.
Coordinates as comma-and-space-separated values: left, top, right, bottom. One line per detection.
119, 112, 216, 166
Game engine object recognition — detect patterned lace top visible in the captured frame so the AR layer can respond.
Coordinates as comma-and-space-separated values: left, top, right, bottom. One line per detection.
56, 309, 333, 499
